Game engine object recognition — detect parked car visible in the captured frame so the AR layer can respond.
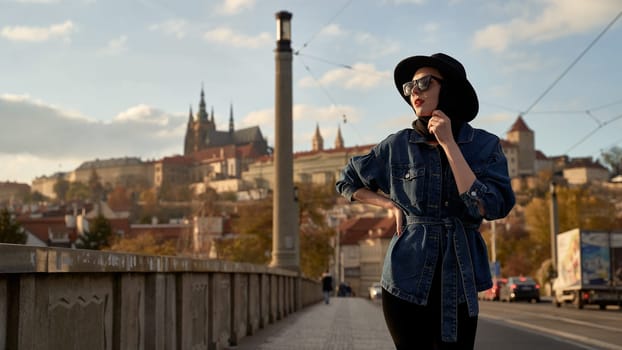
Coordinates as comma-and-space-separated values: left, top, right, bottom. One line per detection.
481, 278, 507, 301
500, 276, 540, 303
369, 282, 382, 300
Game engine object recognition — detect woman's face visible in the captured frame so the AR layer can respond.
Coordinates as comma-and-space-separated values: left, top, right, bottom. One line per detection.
409, 67, 442, 117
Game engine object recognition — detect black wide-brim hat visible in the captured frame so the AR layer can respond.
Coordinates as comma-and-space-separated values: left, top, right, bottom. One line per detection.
394, 53, 479, 122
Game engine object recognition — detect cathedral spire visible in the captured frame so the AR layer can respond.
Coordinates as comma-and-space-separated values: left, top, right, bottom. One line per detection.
229, 103, 234, 133
210, 106, 215, 124
334, 124, 344, 149
312, 123, 324, 151
198, 85, 208, 121
188, 105, 193, 123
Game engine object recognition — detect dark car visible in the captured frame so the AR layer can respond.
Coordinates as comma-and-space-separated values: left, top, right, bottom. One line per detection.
500, 276, 540, 303
480, 278, 507, 301
337, 282, 352, 297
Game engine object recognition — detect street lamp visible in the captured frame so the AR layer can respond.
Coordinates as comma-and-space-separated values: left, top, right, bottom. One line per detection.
275, 11, 292, 51
270, 10, 298, 271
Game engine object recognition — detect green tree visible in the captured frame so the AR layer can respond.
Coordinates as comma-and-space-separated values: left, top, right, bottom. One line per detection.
75, 214, 112, 250
21, 190, 49, 204
501, 185, 619, 278
297, 182, 339, 279
217, 182, 338, 278
66, 182, 90, 201
53, 177, 70, 202
220, 197, 273, 264
0, 208, 27, 244
88, 167, 104, 202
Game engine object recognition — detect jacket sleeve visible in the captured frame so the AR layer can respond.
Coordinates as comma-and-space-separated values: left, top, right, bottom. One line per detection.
335, 145, 390, 202
460, 139, 515, 221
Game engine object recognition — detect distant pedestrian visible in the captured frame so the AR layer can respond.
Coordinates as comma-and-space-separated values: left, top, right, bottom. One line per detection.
321, 270, 333, 304
336, 53, 515, 349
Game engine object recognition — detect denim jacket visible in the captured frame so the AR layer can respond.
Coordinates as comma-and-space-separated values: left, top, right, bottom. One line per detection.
335, 124, 515, 342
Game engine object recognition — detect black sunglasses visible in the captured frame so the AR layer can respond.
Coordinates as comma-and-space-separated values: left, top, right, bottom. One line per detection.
402, 75, 443, 96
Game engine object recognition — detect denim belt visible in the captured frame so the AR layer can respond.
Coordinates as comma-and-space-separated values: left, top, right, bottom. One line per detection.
405, 215, 479, 342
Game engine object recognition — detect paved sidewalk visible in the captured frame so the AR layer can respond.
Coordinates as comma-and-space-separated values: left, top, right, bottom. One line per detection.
230, 297, 394, 350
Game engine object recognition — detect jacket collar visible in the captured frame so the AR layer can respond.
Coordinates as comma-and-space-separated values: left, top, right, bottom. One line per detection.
408, 122, 474, 144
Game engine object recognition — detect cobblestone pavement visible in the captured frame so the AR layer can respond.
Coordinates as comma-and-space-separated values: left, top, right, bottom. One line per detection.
230, 297, 394, 350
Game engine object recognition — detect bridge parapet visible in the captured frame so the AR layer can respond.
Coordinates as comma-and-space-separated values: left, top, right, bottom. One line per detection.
0, 244, 322, 350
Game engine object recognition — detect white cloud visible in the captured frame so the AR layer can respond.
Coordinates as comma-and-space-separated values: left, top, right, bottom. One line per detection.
0, 20, 74, 42
293, 104, 359, 124
473, 112, 515, 128
241, 108, 272, 127
113, 104, 170, 126
473, 0, 621, 53
216, 0, 255, 15
0, 154, 82, 183
149, 19, 187, 39
319, 24, 347, 38
299, 63, 390, 90
314, 24, 399, 59
99, 35, 128, 55
203, 27, 271, 48
354, 33, 400, 58
0, 95, 185, 167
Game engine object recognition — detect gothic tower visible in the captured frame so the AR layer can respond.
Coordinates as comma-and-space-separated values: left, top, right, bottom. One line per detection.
184, 105, 194, 155
312, 123, 324, 151
506, 115, 535, 176
334, 124, 344, 150
184, 87, 217, 155
229, 103, 234, 133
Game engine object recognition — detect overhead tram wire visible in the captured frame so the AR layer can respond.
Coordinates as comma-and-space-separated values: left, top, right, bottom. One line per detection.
520, 10, 622, 117
527, 97, 622, 126
290, 0, 369, 146
294, 0, 354, 55
564, 113, 622, 154
297, 55, 366, 145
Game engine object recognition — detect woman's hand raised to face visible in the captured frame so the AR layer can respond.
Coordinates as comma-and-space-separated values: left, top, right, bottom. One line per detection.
427, 110, 454, 146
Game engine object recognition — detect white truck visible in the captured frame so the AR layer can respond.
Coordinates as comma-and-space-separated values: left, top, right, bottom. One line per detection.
553, 228, 622, 309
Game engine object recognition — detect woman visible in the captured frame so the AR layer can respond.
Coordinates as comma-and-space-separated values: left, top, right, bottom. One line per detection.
335, 53, 515, 349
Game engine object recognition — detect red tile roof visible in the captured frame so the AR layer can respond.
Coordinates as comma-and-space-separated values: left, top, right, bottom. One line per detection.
509, 116, 532, 133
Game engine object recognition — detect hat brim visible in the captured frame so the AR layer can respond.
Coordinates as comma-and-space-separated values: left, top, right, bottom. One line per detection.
394, 55, 478, 122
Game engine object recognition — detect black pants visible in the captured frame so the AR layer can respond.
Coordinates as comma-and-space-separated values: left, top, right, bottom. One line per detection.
381, 268, 478, 349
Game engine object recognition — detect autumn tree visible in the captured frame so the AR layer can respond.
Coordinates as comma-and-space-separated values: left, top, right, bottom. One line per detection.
107, 185, 131, 211
75, 214, 112, 250
88, 167, 104, 203
138, 188, 159, 223
66, 182, 91, 201
21, 190, 48, 204
219, 197, 272, 264
600, 146, 622, 176
216, 182, 337, 278
513, 185, 618, 278
0, 208, 27, 244
53, 177, 70, 202
107, 233, 177, 256
296, 182, 338, 279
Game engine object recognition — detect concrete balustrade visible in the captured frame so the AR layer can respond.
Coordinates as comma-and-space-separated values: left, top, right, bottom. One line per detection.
0, 244, 322, 350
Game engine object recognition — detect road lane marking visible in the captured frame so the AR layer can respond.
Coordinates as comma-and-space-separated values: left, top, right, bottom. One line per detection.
481, 313, 622, 350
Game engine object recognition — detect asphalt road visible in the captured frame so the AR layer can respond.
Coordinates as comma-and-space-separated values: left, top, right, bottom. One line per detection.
229, 297, 622, 350
478, 299, 622, 350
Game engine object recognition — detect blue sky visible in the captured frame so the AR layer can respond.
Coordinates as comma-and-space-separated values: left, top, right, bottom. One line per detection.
1, 0, 621, 184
